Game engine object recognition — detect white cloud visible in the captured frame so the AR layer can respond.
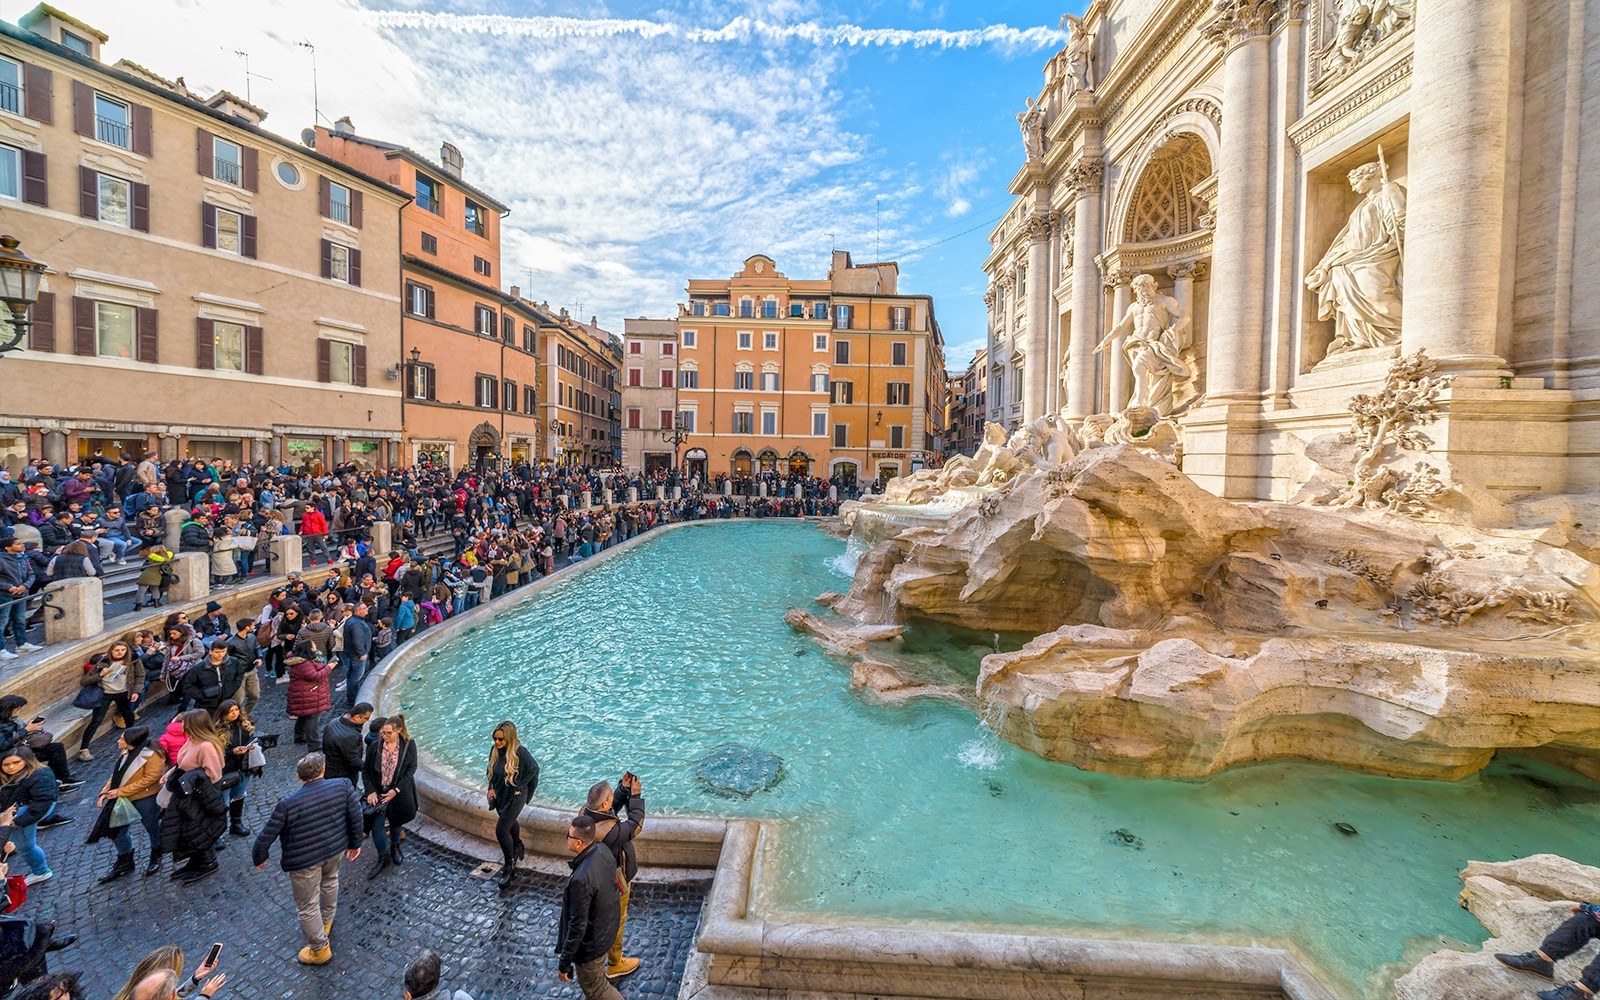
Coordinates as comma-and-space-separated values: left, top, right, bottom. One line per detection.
935, 150, 989, 218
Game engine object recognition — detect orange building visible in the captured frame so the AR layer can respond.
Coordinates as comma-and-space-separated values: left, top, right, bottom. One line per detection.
313, 119, 544, 470
676, 252, 945, 486
523, 303, 619, 467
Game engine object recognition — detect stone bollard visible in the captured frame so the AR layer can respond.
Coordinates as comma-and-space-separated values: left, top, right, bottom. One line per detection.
168, 552, 211, 602
723, 482, 732, 497
656, 486, 666, 501
559, 494, 570, 509
163, 508, 188, 550
269, 533, 303, 577
581, 490, 592, 509
369, 520, 393, 557
672, 486, 681, 500
829, 485, 838, 501
759, 482, 768, 498
794, 485, 803, 498
602, 489, 613, 506
10, 523, 40, 548
627, 487, 638, 503
43, 577, 103, 644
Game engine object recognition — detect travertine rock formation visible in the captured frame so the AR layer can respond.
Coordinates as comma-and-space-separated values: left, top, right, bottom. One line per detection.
1395, 856, 1600, 1000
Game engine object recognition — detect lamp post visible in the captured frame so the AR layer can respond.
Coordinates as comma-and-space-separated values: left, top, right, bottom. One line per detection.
0, 235, 47, 357
657, 423, 690, 473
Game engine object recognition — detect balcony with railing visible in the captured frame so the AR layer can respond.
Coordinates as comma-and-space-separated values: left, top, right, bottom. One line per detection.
213, 159, 242, 186
96, 115, 130, 148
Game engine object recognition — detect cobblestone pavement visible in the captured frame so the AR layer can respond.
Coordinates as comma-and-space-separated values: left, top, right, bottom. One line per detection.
21, 674, 710, 1000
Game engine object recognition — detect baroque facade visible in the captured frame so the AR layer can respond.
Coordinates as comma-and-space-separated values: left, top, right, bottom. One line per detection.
985, 0, 1597, 500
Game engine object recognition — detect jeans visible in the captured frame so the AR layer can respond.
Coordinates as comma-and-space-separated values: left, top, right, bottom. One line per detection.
288, 854, 342, 949
453, 595, 466, 616
1541, 910, 1600, 990
221, 771, 251, 807
109, 794, 161, 855
80, 692, 138, 749
494, 792, 526, 867
10, 804, 55, 875
368, 809, 403, 855
0, 593, 28, 649
343, 653, 368, 706
294, 711, 325, 750
98, 537, 141, 561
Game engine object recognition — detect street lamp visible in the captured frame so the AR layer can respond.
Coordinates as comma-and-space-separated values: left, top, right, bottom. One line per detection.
0, 235, 46, 357
657, 423, 690, 472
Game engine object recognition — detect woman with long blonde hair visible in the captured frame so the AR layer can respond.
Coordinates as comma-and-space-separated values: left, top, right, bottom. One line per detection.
485, 720, 539, 889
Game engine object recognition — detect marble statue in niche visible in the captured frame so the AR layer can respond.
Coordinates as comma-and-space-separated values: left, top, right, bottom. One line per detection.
1305, 157, 1406, 358
1015, 97, 1047, 160
1095, 273, 1193, 415
1059, 13, 1095, 94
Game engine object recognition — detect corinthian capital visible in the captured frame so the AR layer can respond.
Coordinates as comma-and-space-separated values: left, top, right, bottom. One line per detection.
1065, 156, 1103, 194
1201, 0, 1286, 48
1022, 213, 1054, 243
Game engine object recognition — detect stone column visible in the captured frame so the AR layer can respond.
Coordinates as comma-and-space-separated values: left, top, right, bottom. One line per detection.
627, 487, 638, 503
602, 489, 613, 506
163, 508, 188, 550
369, 520, 393, 557
40, 430, 66, 466
43, 578, 102, 645
1168, 262, 1198, 317
829, 485, 838, 501
722, 481, 732, 497
1066, 157, 1105, 418
250, 438, 268, 466
269, 435, 283, 467
1399, 0, 1514, 375
656, 486, 666, 501
168, 552, 210, 602
159, 433, 180, 463
672, 486, 682, 500
1201, 3, 1273, 404
1107, 273, 1132, 412
1022, 214, 1054, 422
268, 533, 302, 578
580, 490, 592, 509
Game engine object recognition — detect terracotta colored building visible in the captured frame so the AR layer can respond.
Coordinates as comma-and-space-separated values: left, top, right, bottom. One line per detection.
312, 120, 545, 471
526, 304, 618, 467
0, 6, 407, 472
676, 252, 946, 485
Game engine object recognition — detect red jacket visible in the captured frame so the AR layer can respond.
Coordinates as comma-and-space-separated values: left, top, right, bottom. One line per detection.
300, 509, 328, 536
286, 657, 331, 717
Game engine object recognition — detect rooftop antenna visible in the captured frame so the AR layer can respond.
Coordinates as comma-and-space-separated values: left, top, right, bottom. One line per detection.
523, 266, 535, 292
295, 41, 330, 127
230, 49, 273, 105
875, 197, 882, 260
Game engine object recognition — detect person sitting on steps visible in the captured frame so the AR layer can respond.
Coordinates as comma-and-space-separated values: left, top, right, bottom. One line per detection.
1498, 901, 1600, 1000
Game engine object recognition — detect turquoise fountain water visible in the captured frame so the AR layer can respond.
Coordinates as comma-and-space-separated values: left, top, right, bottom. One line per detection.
395, 521, 1600, 998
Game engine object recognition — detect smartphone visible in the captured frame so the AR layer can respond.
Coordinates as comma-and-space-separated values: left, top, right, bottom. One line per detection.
29, 716, 44, 725
204, 942, 223, 968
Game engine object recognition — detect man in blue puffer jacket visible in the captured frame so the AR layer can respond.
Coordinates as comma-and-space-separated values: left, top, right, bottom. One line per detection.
251, 753, 362, 967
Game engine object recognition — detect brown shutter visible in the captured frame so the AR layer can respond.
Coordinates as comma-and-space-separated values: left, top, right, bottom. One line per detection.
201, 202, 217, 248
71, 80, 92, 137
195, 127, 213, 177
130, 104, 153, 156
28, 292, 54, 352
241, 214, 257, 258
195, 317, 215, 369
23, 64, 52, 123
130, 182, 150, 232
319, 239, 332, 279
425, 287, 435, 319
78, 166, 97, 219
135, 308, 158, 364
316, 339, 331, 382
244, 325, 263, 375
72, 296, 95, 356
21, 150, 47, 206
488, 378, 498, 409
352, 345, 367, 387
351, 190, 363, 229
348, 248, 361, 287
317, 176, 330, 218
425, 365, 436, 400
241, 145, 258, 191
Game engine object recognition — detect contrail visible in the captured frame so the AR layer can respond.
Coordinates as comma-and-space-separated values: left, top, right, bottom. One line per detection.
364, 11, 1067, 50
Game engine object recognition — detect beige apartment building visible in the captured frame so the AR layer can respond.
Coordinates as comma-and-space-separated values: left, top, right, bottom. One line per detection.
0, 5, 407, 473
620, 317, 678, 473
529, 305, 619, 466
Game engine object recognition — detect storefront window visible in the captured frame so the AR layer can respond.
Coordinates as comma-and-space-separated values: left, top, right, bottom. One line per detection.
186, 438, 243, 468
286, 436, 325, 473
0, 432, 28, 476
346, 440, 379, 470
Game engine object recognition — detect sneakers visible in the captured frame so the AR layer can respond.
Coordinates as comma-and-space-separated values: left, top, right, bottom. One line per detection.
75, 749, 93, 762
0, 650, 17, 660
1537, 985, 1595, 1000
55, 781, 83, 795
297, 944, 333, 965
22, 871, 53, 886
37, 813, 73, 828
606, 957, 641, 979
18, 642, 41, 652
1498, 952, 1557, 980
275, 675, 291, 685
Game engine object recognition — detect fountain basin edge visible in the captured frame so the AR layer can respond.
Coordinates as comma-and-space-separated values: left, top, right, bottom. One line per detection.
361, 519, 1345, 1000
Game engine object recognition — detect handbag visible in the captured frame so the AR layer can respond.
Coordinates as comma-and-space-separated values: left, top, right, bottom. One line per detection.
109, 795, 140, 828
245, 743, 266, 770
154, 767, 177, 809
2, 866, 24, 914
22, 730, 51, 751
73, 685, 104, 711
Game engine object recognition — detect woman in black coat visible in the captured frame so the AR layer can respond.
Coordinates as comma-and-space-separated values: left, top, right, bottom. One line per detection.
485, 719, 538, 889
361, 714, 417, 880
157, 767, 227, 885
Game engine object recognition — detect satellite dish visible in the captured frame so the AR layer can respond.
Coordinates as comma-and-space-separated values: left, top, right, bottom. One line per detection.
300, 128, 316, 148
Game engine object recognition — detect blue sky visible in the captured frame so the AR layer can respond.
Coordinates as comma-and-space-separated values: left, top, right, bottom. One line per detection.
34, 0, 1088, 370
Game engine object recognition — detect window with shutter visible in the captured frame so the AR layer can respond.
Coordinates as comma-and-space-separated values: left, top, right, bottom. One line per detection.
241, 214, 257, 258
130, 104, 152, 156
352, 344, 366, 386
135, 307, 158, 363
130, 182, 149, 232
320, 239, 333, 279
503, 381, 516, 411
28, 292, 54, 352
20, 149, 46, 206
71, 80, 91, 137
351, 190, 363, 229
195, 128, 213, 177
72, 296, 94, 355
23, 63, 52, 123
318, 176, 331, 218
195, 317, 215, 369
244, 325, 263, 375
317, 338, 331, 382
201, 203, 216, 248
348, 248, 360, 286
77, 166, 97, 219
241, 145, 258, 191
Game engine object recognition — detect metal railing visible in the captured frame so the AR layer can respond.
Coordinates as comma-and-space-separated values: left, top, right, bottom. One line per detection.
213, 158, 242, 186
95, 115, 130, 148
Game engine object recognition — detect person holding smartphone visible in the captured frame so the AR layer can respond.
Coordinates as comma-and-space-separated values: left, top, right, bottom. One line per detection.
581, 772, 645, 981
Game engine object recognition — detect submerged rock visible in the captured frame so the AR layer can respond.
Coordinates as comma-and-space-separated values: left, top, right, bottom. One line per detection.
695, 744, 784, 798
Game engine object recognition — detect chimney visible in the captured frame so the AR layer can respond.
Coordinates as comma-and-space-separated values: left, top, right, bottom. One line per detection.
509, 285, 520, 299
440, 142, 464, 179
332, 116, 355, 137
590, 316, 598, 328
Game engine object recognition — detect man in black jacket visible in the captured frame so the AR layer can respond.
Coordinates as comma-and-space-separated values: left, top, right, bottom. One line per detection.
555, 814, 623, 1000
224, 619, 263, 715
582, 774, 644, 980
196, 601, 230, 648
320, 704, 370, 783
339, 603, 373, 709
180, 644, 246, 714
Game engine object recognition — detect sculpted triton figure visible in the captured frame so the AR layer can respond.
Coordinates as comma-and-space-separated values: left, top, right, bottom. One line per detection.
1305, 157, 1407, 357
1095, 274, 1192, 415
